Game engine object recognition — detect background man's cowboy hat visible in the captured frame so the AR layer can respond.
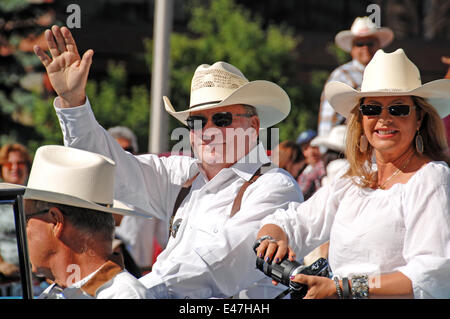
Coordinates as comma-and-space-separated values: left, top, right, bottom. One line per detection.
163, 61, 291, 128
20, 145, 147, 217
335, 16, 394, 52
324, 49, 450, 118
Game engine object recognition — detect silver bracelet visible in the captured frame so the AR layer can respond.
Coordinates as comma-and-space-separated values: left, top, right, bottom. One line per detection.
333, 276, 343, 299
350, 275, 369, 299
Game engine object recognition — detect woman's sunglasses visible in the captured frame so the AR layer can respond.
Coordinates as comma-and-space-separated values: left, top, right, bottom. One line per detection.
359, 104, 415, 117
186, 112, 254, 130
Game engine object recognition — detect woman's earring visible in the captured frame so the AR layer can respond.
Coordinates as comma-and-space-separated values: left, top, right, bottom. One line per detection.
359, 135, 368, 153
415, 130, 424, 154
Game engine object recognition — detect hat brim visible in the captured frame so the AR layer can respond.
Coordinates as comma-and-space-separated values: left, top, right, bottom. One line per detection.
324, 79, 450, 119
163, 80, 291, 128
23, 187, 150, 218
335, 28, 394, 52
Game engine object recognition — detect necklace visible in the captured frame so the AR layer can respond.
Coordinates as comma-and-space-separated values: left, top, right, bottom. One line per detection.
377, 153, 414, 190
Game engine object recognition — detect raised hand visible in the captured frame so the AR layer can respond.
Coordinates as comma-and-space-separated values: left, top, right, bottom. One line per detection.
33, 25, 93, 108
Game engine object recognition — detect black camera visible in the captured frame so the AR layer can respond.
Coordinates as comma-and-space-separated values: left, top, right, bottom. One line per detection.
253, 242, 330, 299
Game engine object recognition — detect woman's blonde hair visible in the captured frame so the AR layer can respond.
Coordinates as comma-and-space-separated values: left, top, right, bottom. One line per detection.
345, 96, 450, 188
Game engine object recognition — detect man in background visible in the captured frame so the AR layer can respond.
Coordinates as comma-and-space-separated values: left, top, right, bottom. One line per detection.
317, 16, 394, 137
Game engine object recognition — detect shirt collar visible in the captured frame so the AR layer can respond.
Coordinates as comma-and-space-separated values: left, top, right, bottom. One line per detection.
231, 143, 270, 181
59, 254, 124, 297
351, 59, 366, 72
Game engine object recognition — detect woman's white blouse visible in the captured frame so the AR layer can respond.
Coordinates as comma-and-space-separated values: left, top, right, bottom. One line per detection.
262, 161, 450, 298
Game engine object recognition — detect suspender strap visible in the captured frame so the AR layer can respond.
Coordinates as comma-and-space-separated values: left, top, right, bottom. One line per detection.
169, 173, 199, 237
229, 163, 270, 217
169, 162, 274, 237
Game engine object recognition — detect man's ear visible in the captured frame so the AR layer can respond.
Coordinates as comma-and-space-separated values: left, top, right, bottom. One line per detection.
47, 207, 65, 238
251, 116, 260, 136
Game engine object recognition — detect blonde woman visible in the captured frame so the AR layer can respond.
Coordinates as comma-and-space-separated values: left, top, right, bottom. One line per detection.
255, 49, 450, 299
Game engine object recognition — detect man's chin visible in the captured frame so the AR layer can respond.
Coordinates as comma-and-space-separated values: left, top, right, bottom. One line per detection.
32, 266, 53, 280
199, 153, 227, 165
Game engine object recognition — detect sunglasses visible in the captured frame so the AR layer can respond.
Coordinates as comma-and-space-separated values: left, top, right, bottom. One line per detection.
354, 41, 375, 47
359, 104, 415, 117
2, 161, 27, 169
186, 112, 254, 130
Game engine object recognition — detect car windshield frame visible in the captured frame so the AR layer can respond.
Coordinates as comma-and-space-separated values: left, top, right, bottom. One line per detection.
0, 184, 33, 299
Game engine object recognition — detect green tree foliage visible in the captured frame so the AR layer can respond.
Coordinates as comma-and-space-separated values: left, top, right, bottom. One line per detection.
1, 1, 150, 153
86, 62, 150, 152
0, 0, 51, 147
30, 61, 149, 153
13, 0, 331, 154
145, 0, 325, 145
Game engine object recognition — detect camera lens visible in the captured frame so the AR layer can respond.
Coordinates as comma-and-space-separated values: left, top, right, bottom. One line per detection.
255, 255, 304, 287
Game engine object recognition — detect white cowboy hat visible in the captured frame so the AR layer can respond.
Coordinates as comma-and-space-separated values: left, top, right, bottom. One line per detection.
22, 145, 146, 217
163, 61, 291, 128
335, 16, 394, 52
324, 48, 450, 119
310, 125, 347, 153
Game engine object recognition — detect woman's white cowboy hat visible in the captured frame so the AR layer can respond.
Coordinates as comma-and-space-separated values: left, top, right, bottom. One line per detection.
22, 145, 146, 217
163, 61, 291, 128
335, 16, 394, 52
324, 48, 450, 118
310, 125, 347, 153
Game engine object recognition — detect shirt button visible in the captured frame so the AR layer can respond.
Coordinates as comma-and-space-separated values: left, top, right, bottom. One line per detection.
213, 228, 218, 233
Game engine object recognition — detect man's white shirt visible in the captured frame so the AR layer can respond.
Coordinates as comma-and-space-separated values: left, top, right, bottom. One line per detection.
318, 59, 365, 136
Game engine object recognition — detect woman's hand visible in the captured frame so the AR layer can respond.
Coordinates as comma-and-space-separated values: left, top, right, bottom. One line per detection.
255, 236, 296, 264
290, 274, 337, 299
33, 25, 93, 108
255, 224, 295, 264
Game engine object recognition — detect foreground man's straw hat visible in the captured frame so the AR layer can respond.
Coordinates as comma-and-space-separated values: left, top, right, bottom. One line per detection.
163, 61, 291, 128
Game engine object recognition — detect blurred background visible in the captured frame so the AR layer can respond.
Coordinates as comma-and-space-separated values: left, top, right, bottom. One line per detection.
1, 0, 449, 155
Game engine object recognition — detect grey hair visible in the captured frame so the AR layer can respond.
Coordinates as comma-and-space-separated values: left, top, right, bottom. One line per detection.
107, 126, 139, 154
242, 104, 258, 116
27, 200, 115, 242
